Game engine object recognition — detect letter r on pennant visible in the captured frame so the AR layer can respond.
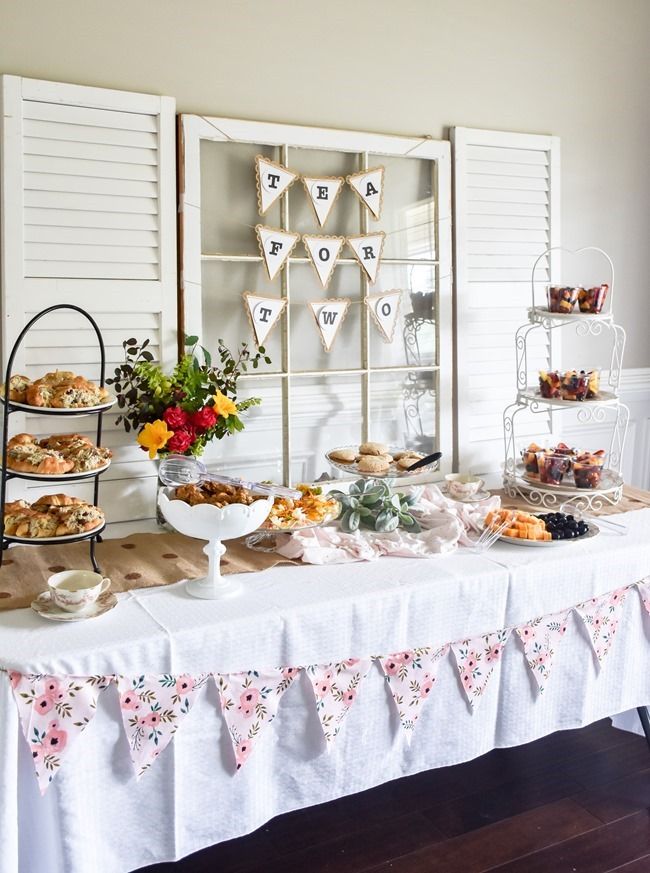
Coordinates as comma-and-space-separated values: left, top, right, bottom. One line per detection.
362, 246, 376, 260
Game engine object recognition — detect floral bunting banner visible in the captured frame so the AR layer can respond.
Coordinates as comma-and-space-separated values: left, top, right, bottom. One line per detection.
379, 646, 448, 741
515, 609, 570, 693
10, 672, 112, 794
451, 630, 510, 709
5, 581, 650, 794
347, 166, 385, 220
302, 176, 344, 226
117, 673, 208, 779
255, 156, 298, 215
575, 585, 630, 664
307, 659, 372, 746
216, 668, 298, 770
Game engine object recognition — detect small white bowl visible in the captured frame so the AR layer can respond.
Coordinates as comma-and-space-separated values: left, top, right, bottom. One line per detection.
444, 473, 485, 498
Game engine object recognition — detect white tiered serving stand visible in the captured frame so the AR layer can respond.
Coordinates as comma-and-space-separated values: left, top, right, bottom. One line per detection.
503, 246, 629, 511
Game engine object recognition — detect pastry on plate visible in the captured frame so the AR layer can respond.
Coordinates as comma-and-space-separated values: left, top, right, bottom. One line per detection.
359, 441, 388, 456
54, 504, 105, 535
358, 455, 391, 474
329, 448, 357, 464
6, 441, 74, 475
397, 454, 424, 470
0, 375, 32, 403
19, 371, 109, 409
33, 493, 87, 508
3, 494, 104, 538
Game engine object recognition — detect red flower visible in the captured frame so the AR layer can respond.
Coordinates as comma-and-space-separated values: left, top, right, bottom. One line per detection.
167, 427, 196, 454
190, 405, 218, 432
163, 406, 189, 429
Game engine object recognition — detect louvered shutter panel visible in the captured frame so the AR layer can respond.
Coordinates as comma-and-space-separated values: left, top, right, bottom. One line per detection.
0, 76, 177, 524
452, 127, 560, 473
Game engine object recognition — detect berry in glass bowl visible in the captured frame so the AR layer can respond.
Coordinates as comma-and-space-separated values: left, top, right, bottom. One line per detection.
521, 442, 544, 476
578, 284, 609, 314
560, 369, 599, 401
537, 451, 570, 486
547, 285, 580, 314
573, 450, 606, 489
538, 370, 562, 399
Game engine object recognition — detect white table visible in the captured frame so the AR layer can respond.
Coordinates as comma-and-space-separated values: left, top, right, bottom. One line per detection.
1, 508, 650, 873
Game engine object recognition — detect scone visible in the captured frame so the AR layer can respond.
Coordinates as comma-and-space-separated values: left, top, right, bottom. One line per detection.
359, 442, 388, 456
358, 455, 391, 474
329, 448, 357, 464
397, 455, 424, 470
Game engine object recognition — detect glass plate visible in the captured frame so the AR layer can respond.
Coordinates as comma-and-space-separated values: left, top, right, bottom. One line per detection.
326, 445, 439, 479
247, 500, 340, 552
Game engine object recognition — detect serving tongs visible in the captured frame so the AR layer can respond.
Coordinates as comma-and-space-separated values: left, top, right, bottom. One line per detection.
158, 454, 302, 500
558, 501, 628, 536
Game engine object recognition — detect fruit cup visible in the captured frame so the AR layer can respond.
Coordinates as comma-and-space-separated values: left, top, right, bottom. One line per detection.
573, 451, 606, 489
578, 284, 609, 314
561, 370, 591, 401
537, 452, 570, 486
521, 443, 543, 476
547, 285, 580, 314
538, 370, 562, 399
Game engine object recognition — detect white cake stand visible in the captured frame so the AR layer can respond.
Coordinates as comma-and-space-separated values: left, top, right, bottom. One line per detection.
158, 489, 273, 599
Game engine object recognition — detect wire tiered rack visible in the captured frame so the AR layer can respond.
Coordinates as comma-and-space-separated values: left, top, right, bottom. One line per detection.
0, 304, 113, 571
503, 246, 629, 511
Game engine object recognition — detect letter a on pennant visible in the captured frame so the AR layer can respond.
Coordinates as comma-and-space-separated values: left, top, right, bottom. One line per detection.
308, 299, 351, 352
347, 232, 386, 284
302, 176, 344, 227
242, 293, 286, 346
303, 235, 345, 288
365, 290, 402, 342
256, 225, 300, 281
255, 155, 298, 215
347, 166, 385, 220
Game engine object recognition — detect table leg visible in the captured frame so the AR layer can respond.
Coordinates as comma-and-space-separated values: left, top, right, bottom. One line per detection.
636, 706, 650, 750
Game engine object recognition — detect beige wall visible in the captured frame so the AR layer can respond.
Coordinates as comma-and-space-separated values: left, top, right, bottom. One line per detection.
1, 0, 648, 365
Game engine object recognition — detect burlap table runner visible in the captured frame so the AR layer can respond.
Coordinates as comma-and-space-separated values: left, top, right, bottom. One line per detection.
0, 533, 296, 612
1, 486, 648, 612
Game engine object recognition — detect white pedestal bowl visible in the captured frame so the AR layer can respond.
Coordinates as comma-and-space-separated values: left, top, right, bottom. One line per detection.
158, 489, 273, 599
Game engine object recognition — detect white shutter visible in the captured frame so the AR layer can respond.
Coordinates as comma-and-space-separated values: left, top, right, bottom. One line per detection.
0, 76, 177, 523
452, 127, 561, 473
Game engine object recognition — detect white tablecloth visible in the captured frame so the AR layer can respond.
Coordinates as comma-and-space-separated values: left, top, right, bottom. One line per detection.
1, 508, 650, 873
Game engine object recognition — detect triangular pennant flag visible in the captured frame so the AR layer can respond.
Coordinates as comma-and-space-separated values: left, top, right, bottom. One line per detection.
302, 176, 344, 226
379, 646, 448, 742
243, 292, 286, 346
256, 225, 300, 281
347, 166, 385, 220
638, 579, 650, 616
575, 585, 630, 664
451, 629, 510, 709
117, 673, 208, 778
308, 299, 350, 352
516, 609, 571, 693
347, 233, 386, 284
10, 672, 112, 794
255, 155, 298, 215
303, 235, 345, 288
365, 290, 402, 342
307, 659, 372, 746
216, 667, 299, 770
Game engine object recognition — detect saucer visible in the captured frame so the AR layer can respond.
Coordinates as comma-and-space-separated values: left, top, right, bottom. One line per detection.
442, 487, 492, 504
31, 590, 118, 622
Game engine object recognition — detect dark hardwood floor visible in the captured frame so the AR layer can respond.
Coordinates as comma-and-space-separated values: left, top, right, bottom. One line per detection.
140, 719, 650, 873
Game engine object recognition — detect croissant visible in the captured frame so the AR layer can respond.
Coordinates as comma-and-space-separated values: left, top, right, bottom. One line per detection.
8, 433, 38, 447
0, 375, 32, 403
33, 493, 86, 508
55, 505, 104, 536
25, 382, 55, 407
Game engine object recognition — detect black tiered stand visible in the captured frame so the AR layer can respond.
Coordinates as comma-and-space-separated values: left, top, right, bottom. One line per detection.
0, 305, 109, 573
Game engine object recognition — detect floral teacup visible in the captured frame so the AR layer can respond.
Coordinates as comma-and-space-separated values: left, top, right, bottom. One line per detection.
445, 474, 485, 499
47, 570, 111, 613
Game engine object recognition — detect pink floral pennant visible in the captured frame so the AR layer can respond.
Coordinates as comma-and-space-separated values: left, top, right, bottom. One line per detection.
379, 646, 448, 741
451, 629, 510, 708
575, 585, 630, 664
216, 667, 299, 770
516, 609, 570, 693
117, 673, 208, 778
638, 579, 650, 617
307, 659, 372, 746
9, 671, 112, 795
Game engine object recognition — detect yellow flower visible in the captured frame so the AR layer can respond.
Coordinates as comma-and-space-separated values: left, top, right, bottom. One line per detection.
137, 419, 173, 460
213, 390, 238, 419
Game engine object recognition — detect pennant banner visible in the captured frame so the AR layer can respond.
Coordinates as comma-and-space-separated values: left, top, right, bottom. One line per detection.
347, 232, 385, 284
243, 293, 286, 346
379, 646, 448, 741
366, 290, 402, 342
451, 629, 510, 709
216, 667, 299, 770
303, 234, 345, 288
308, 659, 372, 745
308, 298, 350, 352
347, 166, 385, 220
575, 585, 630, 664
302, 176, 344, 227
10, 672, 112, 794
256, 225, 300, 281
117, 673, 207, 779
255, 156, 298, 215
516, 609, 570, 693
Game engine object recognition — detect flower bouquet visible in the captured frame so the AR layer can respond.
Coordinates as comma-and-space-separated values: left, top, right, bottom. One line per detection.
107, 335, 269, 459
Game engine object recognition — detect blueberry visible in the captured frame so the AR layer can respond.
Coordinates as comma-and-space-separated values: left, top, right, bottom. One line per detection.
551, 531, 560, 540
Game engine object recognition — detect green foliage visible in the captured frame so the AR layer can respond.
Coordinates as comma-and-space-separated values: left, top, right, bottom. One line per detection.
329, 479, 422, 533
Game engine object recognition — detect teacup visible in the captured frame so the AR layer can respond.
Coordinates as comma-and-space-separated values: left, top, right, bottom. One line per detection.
445, 473, 485, 498
47, 570, 111, 613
